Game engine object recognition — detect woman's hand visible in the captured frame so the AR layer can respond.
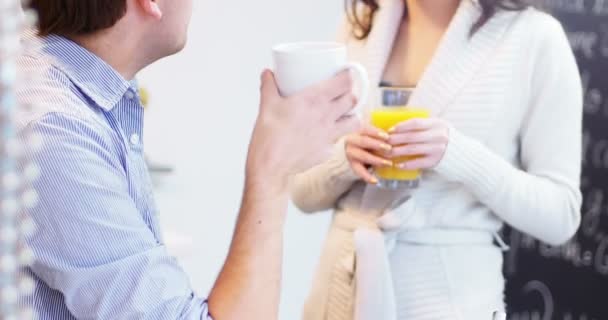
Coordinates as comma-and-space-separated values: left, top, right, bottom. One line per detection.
387, 118, 450, 170
345, 124, 393, 184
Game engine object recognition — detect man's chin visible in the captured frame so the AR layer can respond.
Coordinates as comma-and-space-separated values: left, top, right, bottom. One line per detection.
162, 34, 189, 57
152, 40, 187, 65
168, 39, 188, 56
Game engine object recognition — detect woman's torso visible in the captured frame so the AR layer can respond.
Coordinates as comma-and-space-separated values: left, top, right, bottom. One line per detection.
334, 8, 544, 233
302, 6, 578, 320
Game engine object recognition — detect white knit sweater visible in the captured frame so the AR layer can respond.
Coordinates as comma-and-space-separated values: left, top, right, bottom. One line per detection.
291, 0, 583, 319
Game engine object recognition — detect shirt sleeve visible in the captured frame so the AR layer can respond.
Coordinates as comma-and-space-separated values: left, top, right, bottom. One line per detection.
22, 113, 213, 320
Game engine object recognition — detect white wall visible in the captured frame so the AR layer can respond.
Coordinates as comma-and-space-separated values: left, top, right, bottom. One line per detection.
138, 1, 343, 318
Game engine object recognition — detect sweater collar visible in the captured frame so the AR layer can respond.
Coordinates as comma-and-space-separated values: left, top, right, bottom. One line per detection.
353, 0, 520, 117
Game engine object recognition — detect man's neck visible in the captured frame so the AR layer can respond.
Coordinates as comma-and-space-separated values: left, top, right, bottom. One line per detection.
71, 28, 152, 80
405, 0, 460, 30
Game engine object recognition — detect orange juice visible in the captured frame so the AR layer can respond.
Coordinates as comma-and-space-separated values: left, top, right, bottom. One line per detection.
370, 107, 430, 181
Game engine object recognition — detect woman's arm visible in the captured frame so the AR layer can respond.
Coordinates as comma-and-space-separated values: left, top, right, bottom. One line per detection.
434, 16, 583, 246
290, 139, 360, 213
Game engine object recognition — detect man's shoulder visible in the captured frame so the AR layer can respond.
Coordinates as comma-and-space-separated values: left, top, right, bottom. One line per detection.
15, 53, 106, 133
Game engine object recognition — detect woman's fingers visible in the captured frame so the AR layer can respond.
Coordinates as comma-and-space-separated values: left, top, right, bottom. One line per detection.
397, 156, 440, 170
389, 128, 449, 145
350, 162, 378, 184
390, 143, 444, 157
390, 118, 434, 133
360, 124, 390, 141
346, 145, 393, 167
346, 133, 392, 153
344, 127, 393, 184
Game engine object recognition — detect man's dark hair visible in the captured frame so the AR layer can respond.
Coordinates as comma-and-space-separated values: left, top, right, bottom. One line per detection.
30, 0, 127, 36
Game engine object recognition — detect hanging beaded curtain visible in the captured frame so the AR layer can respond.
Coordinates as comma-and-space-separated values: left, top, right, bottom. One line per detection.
0, 0, 39, 318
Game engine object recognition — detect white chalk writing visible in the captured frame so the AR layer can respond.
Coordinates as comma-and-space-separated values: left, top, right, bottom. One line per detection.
581, 188, 604, 237
592, 0, 608, 15
545, 0, 608, 15
506, 230, 607, 275
509, 280, 554, 320
567, 31, 598, 59
542, 0, 586, 13
596, 236, 608, 275
599, 25, 608, 57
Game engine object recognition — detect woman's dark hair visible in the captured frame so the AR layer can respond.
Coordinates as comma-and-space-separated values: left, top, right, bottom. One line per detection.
30, 0, 128, 37
346, 0, 529, 40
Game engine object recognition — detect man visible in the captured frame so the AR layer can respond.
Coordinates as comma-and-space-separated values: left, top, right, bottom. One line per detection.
18, 0, 359, 319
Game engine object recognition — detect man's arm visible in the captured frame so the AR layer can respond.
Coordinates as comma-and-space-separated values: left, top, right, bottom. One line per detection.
208, 174, 288, 319
24, 71, 357, 320
207, 70, 359, 319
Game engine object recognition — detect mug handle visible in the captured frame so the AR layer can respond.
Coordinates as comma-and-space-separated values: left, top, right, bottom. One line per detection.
344, 62, 370, 112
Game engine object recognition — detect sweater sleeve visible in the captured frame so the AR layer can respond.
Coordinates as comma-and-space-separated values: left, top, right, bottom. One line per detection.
290, 138, 360, 213
290, 19, 363, 213
433, 15, 583, 246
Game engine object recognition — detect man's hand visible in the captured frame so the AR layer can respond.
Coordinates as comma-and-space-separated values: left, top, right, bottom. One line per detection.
209, 69, 361, 320
246, 69, 361, 187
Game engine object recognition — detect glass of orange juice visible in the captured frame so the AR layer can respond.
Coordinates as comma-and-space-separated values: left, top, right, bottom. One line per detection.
370, 87, 430, 189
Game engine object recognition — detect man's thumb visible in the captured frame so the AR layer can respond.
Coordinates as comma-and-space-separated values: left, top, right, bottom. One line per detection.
260, 69, 280, 105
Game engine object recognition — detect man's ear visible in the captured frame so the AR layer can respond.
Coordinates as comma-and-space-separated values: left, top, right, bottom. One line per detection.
135, 0, 163, 20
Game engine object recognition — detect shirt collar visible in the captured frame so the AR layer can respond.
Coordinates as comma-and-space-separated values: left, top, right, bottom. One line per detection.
31, 33, 132, 112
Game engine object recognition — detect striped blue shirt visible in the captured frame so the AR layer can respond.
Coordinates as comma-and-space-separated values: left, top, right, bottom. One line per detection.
16, 34, 212, 319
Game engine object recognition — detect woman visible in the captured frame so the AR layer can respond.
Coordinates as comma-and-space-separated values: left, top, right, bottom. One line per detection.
291, 0, 583, 319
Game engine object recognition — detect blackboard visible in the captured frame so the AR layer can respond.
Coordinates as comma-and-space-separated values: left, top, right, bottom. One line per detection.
504, 1, 608, 319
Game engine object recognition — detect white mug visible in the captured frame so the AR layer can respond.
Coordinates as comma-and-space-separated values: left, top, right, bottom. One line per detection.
272, 42, 370, 111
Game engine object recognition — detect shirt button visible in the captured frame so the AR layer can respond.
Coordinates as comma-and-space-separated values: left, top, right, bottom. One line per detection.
125, 91, 135, 100
130, 133, 140, 145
